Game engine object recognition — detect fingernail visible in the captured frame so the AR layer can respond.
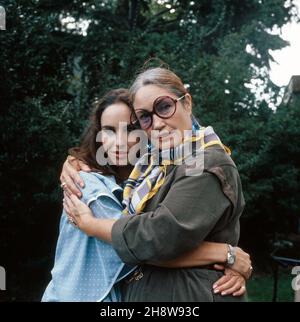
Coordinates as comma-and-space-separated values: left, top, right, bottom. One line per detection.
214, 289, 219, 294
77, 193, 81, 198
213, 284, 218, 289
79, 182, 84, 188
221, 291, 226, 296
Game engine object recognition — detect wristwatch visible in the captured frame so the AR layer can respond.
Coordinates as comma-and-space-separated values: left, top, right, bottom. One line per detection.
226, 244, 236, 266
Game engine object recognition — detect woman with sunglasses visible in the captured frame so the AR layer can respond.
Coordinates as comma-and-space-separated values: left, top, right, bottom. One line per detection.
61, 67, 251, 301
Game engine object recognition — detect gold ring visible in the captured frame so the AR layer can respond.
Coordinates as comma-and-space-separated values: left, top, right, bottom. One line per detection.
68, 216, 77, 226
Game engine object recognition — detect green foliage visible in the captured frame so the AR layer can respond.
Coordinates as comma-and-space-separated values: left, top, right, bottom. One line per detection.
0, 0, 300, 300
247, 270, 294, 302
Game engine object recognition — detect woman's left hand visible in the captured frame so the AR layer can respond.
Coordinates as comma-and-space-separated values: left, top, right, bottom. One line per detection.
63, 193, 95, 236
212, 267, 246, 297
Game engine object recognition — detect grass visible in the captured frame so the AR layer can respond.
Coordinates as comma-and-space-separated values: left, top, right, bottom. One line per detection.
247, 268, 295, 302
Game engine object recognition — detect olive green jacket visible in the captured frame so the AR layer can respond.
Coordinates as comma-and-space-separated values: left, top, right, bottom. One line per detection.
112, 145, 246, 302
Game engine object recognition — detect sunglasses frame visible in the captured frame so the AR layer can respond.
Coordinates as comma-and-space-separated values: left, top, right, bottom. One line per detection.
130, 94, 186, 130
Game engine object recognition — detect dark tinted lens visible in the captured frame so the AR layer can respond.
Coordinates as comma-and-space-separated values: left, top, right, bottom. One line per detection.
155, 97, 175, 117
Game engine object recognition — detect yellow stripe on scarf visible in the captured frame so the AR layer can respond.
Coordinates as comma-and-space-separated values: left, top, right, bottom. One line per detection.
135, 165, 166, 214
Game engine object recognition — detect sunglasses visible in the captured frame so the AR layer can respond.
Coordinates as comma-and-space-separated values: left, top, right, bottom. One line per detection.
130, 94, 186, 130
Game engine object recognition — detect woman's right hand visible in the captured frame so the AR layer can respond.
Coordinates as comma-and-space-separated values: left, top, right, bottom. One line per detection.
213, 267, 246, 297
60, 156, 91, 198
214, 246, 252, 280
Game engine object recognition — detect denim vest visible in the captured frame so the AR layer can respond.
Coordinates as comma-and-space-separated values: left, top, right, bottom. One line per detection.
42, 171, 136, 302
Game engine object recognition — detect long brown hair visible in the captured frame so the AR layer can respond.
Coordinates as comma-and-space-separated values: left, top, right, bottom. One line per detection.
68, 88, 132, 179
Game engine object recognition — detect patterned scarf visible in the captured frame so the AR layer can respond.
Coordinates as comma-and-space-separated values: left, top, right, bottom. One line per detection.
122, 117, 230, 215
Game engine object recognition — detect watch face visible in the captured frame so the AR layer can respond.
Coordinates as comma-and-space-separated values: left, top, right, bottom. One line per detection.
228, 255, 235, 265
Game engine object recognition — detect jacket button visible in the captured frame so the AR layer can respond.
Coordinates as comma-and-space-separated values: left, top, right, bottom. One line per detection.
135, 272, 144, 281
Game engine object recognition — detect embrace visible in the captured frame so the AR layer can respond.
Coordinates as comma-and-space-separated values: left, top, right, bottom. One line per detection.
42, 66, 252, 302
